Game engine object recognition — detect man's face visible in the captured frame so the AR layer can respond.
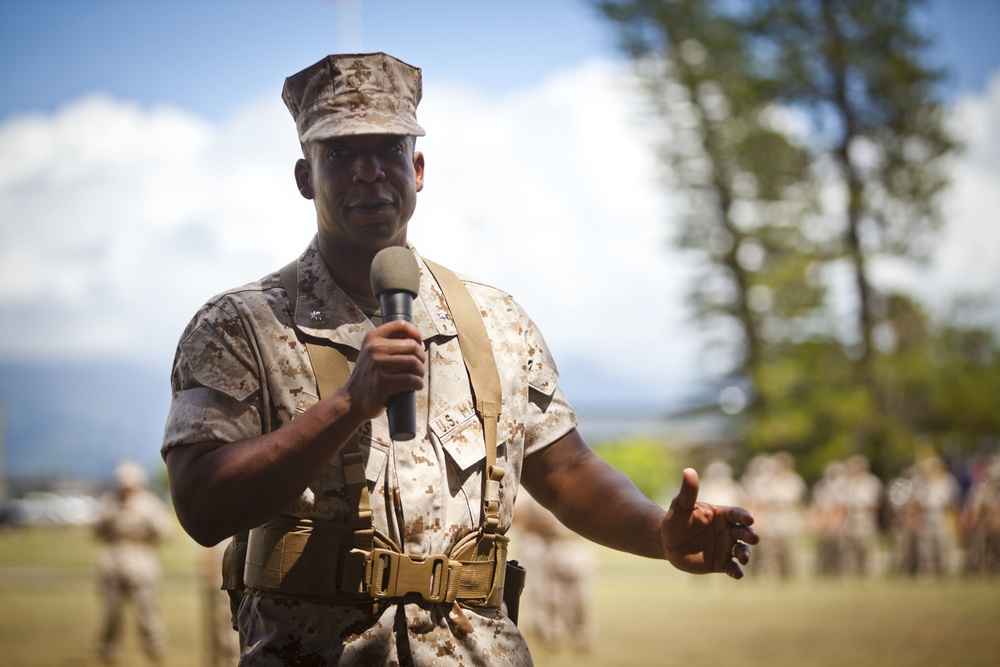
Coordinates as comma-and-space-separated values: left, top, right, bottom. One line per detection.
297, 134, 424, 256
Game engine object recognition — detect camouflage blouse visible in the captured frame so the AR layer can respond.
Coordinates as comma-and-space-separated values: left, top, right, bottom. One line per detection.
163, 237, 577, 665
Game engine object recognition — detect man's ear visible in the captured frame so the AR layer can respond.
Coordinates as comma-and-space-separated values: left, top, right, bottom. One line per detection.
413, 151, 425, 193
294, 158, 314, 199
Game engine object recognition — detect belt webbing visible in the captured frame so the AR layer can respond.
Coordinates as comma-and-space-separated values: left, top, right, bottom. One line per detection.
244, 516, 500, 603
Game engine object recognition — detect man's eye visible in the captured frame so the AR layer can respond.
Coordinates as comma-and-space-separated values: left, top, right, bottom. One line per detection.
381, 142, 403, 153
327, 147, 349, 159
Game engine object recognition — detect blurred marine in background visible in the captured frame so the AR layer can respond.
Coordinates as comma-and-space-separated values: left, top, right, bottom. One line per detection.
92, 460, 172, 664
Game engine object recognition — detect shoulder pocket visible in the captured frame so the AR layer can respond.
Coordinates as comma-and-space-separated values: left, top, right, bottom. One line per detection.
182, 323, 260, 402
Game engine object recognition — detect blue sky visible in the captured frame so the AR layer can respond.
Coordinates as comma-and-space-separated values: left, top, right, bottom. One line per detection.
0, 0, 616, 120
2, 0, 996, 119
1, 0, 999, 411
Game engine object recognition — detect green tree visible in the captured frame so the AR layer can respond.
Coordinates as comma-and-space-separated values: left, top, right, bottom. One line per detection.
597, 0, 963, 480
878, 297, 1000, 462
748, 0, 959, 473
593, 437, 677, 501
597, 0, 824, 426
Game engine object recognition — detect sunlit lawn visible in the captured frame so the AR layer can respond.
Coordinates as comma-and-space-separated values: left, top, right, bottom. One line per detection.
1, 523, 998, 667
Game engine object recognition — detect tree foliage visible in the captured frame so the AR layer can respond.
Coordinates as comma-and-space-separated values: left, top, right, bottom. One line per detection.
593, 437, 677, 501
598, 0, 824, 411
597, 0, 988, 481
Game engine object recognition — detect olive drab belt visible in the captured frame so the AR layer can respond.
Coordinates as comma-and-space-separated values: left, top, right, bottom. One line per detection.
242, 516, 510, 607
235, 256, 507, 608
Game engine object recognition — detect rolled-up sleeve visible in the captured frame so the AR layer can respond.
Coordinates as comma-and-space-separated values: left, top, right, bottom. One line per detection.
522, 311, 578, 459
161, 301, 263, 457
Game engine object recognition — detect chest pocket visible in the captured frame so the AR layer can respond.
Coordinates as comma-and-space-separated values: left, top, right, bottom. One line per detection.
430, 396, 482, 472
429, 395, 515, 532
354, 420, 392, 484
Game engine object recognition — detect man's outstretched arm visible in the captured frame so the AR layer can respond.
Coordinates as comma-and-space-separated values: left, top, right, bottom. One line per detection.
520, 428, 758, 578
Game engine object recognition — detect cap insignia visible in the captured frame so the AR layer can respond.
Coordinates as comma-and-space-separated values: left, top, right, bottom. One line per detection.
345, 60, 372, 89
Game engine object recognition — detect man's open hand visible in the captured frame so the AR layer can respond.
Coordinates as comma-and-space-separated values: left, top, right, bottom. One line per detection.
660, 468, 760, 579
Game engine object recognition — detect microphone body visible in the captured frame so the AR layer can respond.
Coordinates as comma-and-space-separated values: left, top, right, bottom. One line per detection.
379, 290, 416, 440
370, 247, 421, 441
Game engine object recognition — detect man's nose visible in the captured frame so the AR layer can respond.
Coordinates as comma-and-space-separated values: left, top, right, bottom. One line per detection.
353, 154, 385, 183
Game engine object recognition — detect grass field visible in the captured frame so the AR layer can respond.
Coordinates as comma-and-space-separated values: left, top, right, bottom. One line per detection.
2, 522, 998, 667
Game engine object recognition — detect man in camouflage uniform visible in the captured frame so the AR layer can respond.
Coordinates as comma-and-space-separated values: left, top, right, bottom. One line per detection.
747, 453, 805, 579
93, 461, 172, 664
162, 52, 759, 666
841, 454, 883, 577
963, 454, 1000, 575
513, 491, 595, 651
810, 461, 847, 577
914, 456, 960, 576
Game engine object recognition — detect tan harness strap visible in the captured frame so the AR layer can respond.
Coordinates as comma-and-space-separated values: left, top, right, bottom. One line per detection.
278, 260, 374, 552
423, 259, 505, 533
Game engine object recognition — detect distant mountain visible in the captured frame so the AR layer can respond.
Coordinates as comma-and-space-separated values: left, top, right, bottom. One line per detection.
0, 357, 709, 485
556, 356, 684, 414
0, 360, 172, 483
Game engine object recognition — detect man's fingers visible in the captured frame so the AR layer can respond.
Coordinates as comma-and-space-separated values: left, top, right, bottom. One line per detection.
730, 523, 759, 546
670, 468, 701, 513
732, 542, 751, 565
724, 559, 744, 580
724, 505, 755, 527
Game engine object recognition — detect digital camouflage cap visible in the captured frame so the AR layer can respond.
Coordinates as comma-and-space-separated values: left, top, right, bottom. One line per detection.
282, 52, 425, 142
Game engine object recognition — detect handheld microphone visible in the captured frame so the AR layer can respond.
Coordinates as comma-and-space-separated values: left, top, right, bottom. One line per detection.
370, 246, 421, 441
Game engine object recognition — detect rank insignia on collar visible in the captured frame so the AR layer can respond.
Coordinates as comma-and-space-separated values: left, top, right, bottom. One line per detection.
310, 310, 323, 322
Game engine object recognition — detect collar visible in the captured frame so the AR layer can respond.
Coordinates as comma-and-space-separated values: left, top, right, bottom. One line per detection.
289, 236, 458, 350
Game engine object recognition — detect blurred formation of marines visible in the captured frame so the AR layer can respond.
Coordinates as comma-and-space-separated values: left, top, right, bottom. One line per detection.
699, 459, 747, 509
744, 452, 805, 579
888, 456, 960, 576
162, 52, 758, 666
93, 461, 172, 664
198, 542, 240, 666
514, 492, 595, 651
914, 457, 961, 575
810, 461, 847, 576
840, 454, 883, 577
963, 454, 1000, 575
809, 455, 883, 577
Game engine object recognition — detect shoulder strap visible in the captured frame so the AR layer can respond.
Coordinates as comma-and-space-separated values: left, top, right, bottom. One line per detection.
279, 260, 368, 537
422, 259, 505, 534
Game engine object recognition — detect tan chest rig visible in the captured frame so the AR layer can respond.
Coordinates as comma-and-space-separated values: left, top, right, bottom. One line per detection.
223, 258, 523, 618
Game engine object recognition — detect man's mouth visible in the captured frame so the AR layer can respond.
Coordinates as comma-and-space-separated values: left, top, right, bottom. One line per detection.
350, 200, 394, 215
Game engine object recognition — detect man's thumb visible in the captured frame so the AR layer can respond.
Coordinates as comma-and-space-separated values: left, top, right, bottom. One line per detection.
671, 467, 701, 512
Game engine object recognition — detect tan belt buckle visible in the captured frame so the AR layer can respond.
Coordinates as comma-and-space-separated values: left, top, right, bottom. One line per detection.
366, 549, 457, 603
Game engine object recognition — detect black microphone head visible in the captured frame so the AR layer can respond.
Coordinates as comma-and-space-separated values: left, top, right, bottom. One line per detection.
370, 246, 420, 297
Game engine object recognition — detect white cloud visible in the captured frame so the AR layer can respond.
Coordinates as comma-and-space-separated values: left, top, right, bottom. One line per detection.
414, 59, 700, 390
874, 70, 1000, 321
928, 73, 1000, 297
2, 59, 997, 405
0, 93, 313, 364
0, 58, 703, 405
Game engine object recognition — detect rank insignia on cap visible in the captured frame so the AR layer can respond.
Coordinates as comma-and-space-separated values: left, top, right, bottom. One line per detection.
345, 60, 372, 89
